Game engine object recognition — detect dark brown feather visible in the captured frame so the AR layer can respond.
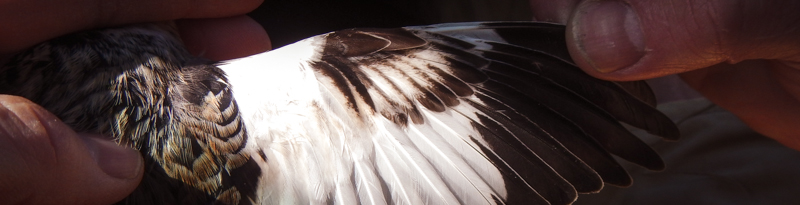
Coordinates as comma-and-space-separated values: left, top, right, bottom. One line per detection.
0, 23, 260, 205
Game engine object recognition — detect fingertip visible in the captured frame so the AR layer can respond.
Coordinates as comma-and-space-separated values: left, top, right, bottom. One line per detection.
567, 1, 646, 80
0, 95, 143, 204
178, 15, 271, 61
78, 133, 144, 181
565, 0, 800, 81
72, 133, 144, 204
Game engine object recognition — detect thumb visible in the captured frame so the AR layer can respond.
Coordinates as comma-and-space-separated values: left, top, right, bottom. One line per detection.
566, 0, 800, 81
0, 95, 143, 204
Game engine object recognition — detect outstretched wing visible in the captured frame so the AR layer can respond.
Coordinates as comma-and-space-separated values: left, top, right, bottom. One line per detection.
221, 22, 678, 205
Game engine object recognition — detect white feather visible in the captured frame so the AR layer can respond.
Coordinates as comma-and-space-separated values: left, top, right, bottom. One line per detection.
220, 31, 507, 205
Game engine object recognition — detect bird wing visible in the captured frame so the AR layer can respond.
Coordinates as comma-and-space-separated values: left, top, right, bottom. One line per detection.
219, 22, 678, 205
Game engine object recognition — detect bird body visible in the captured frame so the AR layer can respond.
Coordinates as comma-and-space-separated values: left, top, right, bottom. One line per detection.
0, 21, 678, 204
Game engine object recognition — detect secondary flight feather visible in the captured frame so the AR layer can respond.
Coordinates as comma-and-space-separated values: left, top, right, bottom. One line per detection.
0, 21, 678, 204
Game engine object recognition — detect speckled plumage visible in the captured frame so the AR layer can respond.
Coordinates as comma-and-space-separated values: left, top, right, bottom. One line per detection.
0, 23, 256, 204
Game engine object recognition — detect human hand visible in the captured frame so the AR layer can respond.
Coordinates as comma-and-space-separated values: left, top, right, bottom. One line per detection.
530, 0, 800, 151
0, 96, 143, 204
0, 0, 270, 204
0, 0, 269, 61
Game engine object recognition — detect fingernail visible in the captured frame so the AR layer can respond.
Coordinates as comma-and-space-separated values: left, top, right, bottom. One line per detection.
572, 1, 645, 73
80, 134, 142, 179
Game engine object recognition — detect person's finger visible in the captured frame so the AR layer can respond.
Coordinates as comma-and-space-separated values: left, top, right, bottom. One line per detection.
565, 0, 800, 81
679, 60, 800, 151
529, 0, 579, 23
177, 15, 271, 61
0, 0, 264, 56
0, 95, 143, 204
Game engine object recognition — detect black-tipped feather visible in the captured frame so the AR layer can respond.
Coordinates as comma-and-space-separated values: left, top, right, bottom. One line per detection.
615, 81, 659, 106
471, 138, 550, 205
478, 56, 666, 170
468, 115, 577, 205
469, 92, 606, 193
479, 42, 679, 140
474, 81, 633, 187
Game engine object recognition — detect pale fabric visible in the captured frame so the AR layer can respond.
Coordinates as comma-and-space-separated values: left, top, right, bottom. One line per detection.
575, 98, 800, 204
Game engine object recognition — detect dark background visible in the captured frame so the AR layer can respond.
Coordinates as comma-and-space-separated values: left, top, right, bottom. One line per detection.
247, 0, 532, 47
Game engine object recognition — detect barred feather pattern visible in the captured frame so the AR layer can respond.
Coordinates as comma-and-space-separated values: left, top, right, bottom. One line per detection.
0, 23, 258, 204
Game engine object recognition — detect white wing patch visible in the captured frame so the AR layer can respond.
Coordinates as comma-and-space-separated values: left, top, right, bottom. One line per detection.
219, 22, 677, 205
221, 35, 508, 205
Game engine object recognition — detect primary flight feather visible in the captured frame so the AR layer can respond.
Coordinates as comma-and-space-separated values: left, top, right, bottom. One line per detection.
0, 21, 678, 205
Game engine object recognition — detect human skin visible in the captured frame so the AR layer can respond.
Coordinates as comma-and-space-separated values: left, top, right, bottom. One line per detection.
0, 0, 270, 204
530, 0, 800, 151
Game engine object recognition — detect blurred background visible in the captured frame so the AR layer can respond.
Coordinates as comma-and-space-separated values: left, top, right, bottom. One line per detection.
248, 0, 532, 48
